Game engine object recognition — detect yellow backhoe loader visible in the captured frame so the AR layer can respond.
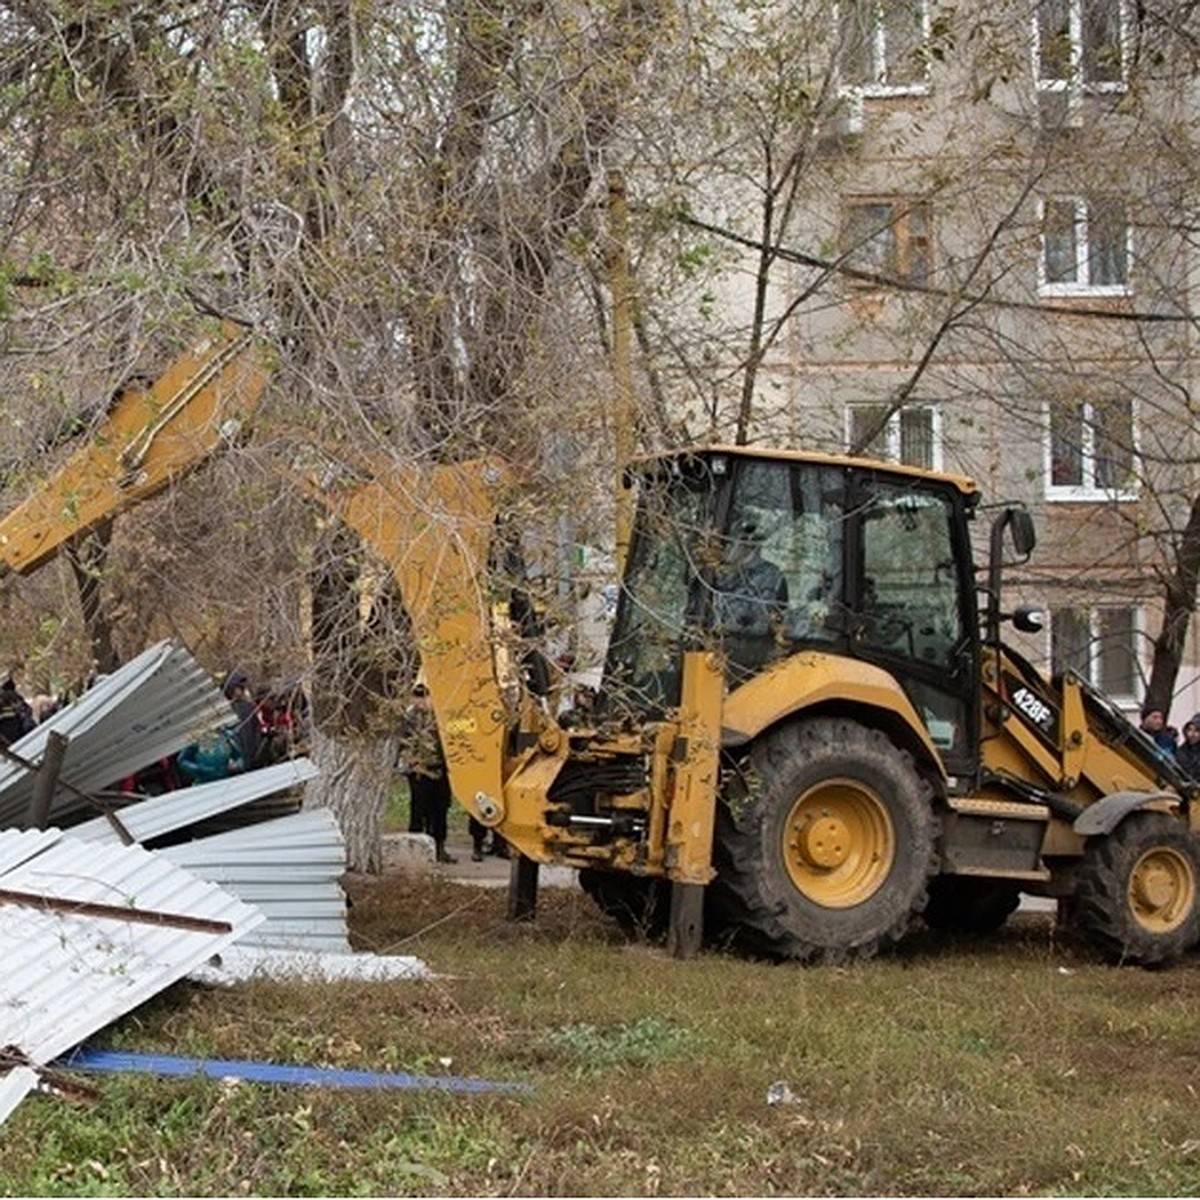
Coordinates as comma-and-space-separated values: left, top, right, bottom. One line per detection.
3, 321, 1198, 966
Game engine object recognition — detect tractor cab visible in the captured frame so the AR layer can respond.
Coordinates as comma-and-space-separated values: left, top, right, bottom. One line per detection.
603, 447, 983, 774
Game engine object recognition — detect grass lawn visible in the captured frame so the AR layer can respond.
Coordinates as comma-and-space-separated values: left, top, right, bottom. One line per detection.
3, 866, 1200, 1196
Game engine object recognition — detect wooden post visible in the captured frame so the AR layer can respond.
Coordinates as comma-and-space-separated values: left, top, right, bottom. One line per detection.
28, 731, 70, 829
667, 882, 705, 959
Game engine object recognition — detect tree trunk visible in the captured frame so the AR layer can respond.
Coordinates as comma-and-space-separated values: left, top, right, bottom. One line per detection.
1145, 494, 1200, 717
66, 523, 121, 674
304, 726, 399, 874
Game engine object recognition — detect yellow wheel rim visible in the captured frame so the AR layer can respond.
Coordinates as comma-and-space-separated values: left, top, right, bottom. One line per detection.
782, 778, 895, 908
1128, 846, 1196, 934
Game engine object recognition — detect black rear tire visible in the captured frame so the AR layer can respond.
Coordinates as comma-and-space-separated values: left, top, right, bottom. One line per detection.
1075, 812, 1200, 966
708, 717, 938, 963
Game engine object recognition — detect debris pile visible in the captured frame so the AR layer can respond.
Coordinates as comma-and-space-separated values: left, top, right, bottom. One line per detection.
0, 639, 432, 1127
0, 640, 233, 829
0, 827, 263, 1125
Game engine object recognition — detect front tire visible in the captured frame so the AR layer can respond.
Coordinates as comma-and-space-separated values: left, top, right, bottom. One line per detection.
1075, 812, 1200, 966
709, 717, 938, 962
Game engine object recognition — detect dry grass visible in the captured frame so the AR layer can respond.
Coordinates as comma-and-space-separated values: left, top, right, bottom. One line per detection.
4, 865, 1200, 1196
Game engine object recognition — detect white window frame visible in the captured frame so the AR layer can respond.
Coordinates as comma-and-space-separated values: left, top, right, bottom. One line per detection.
1038, 196, 1132, 297
1049, 604, 1143, 705
1044, 398, 1138, 501
836, 0, 932, 100
845, 403, 943, 471
1032, 0, 1130, 125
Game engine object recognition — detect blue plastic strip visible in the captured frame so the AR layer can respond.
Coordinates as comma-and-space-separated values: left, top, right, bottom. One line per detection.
55, 1047, 531, 1095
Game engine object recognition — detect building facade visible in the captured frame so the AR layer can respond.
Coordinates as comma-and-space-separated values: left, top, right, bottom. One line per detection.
707, 0, 1200, 726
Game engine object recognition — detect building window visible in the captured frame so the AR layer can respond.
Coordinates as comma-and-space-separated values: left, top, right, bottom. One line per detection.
847, 404, 941, 470
1036, 0, 1127, 92
838, 0, 930, 94
1039, 197, 1129, 295
1051, 605, 1139, 700
1046, 397, 1135, 499
842, 198, 932, 285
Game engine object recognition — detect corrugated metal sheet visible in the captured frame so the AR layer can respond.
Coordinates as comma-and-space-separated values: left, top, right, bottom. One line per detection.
160, 809, 349, 953
0, 1066, 38, 1128
0, 827, 64, 875
0, 829, 263, 1127
0, 637, 352, 959
71, 757, 319, 846
0, 640, 233, 829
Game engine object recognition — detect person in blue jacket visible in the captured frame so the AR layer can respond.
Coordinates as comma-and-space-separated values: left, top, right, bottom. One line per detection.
177, 727, 244, 783
1139, 706, 1178, 759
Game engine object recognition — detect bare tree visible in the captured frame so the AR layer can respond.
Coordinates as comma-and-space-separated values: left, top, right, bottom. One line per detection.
0, 0, 669, 867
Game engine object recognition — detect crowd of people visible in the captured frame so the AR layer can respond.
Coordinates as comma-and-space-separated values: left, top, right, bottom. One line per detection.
123, 669, 309, 793
1138, 706, 1200, 779
174, 669, 307, 785
0, 663, 308, 793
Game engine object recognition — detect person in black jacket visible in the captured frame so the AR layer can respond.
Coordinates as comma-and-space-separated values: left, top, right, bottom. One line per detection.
223, 668, 263, 771
0, 677, 35, 746
1176, 716, 1200, 781
400, 684, 456, 864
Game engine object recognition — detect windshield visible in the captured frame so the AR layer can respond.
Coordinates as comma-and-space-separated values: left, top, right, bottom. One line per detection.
603, 461, 713, 715
704, 460, 845, 678
603, 456, 847, 714
858, 484, 963, 670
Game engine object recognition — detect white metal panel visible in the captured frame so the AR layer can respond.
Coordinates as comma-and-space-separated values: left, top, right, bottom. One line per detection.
71, 758, 319, 846
0, 640, 233, 829
161, 809, 349, 953
0, 831, 264, 1111
0, 828, 64, 875
189, 945, 430, 985
0, 1066, 38, 1127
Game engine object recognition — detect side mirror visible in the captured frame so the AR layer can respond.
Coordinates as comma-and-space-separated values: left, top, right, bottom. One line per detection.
1011, 604, 1045, 634
1008, 508, 1036, 558
986, 504, 1039, 646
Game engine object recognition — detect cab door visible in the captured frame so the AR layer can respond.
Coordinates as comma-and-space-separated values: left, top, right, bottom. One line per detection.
847, 470, 980, 776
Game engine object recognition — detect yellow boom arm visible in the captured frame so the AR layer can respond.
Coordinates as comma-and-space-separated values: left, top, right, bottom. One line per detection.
0, 322, 513, 822
310, 455, 511, 825
0, 323, 269, 575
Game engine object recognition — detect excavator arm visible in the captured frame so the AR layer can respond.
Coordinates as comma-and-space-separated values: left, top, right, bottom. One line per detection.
0, 323, 269, 575
0, 322, 514, 828
309, 455, 512, 826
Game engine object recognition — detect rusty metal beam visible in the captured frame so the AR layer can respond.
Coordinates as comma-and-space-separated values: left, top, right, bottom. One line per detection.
0, 888, 233, 934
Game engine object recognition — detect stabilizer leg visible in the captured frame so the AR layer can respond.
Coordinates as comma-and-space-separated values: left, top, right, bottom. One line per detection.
508, 854, 539, 922
667, 882, 705, 958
